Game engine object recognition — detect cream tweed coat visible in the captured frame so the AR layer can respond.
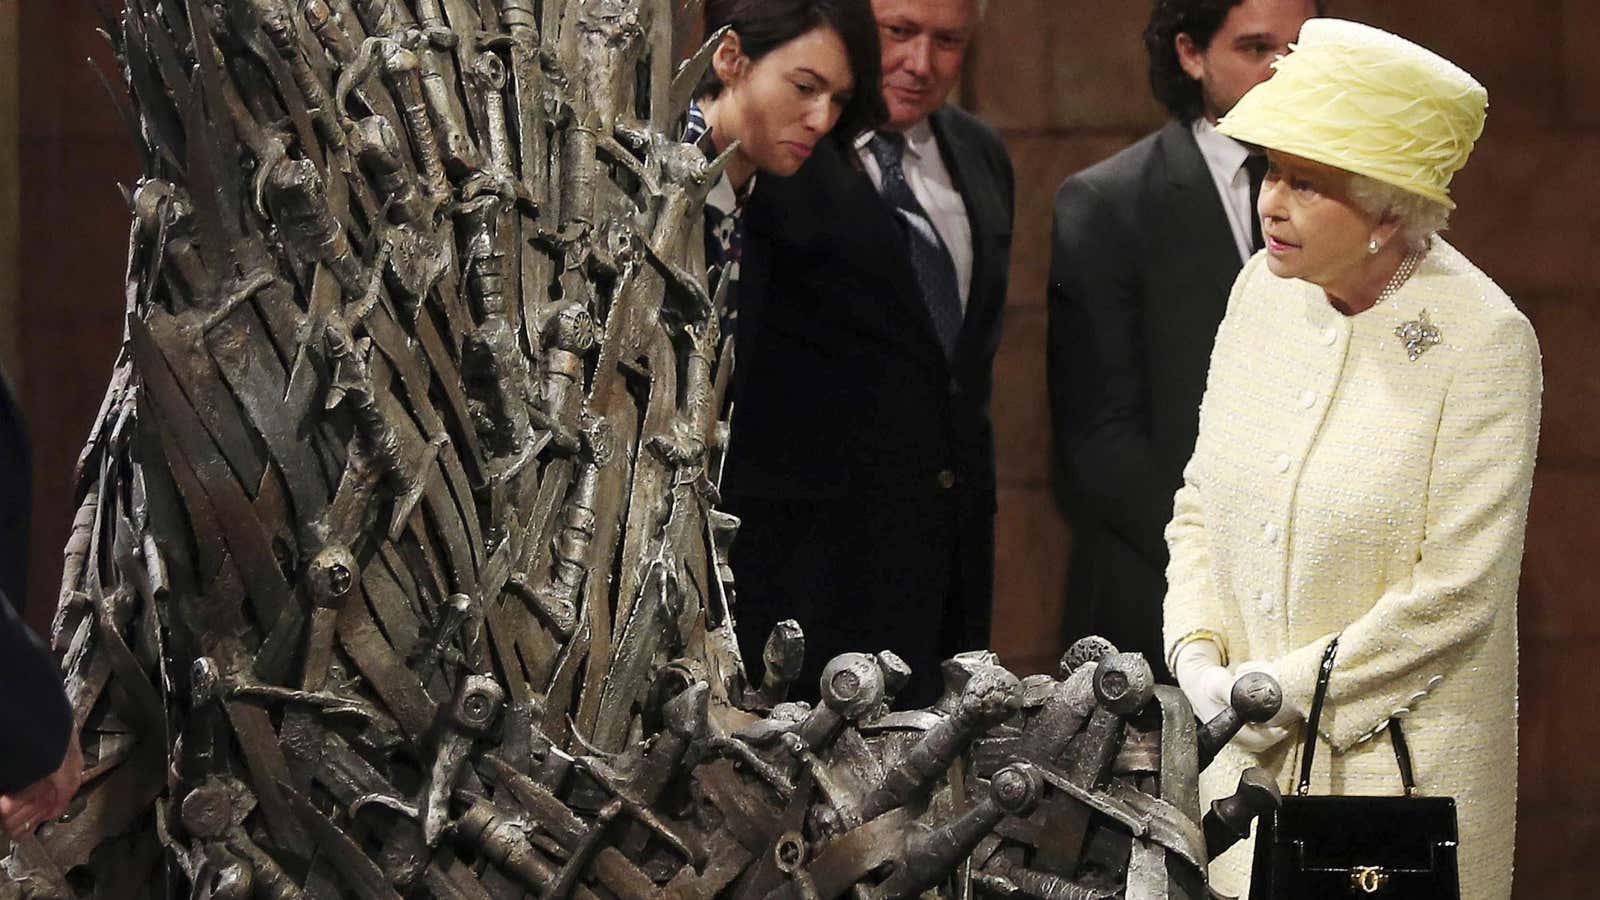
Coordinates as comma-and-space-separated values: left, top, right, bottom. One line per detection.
1163, 240, 1541, 899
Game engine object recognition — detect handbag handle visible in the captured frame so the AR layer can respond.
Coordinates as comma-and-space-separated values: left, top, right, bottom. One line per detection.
1295, 636, 1419, 798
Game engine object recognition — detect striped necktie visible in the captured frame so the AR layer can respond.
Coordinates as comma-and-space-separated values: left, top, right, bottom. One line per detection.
867, 131, 963, 357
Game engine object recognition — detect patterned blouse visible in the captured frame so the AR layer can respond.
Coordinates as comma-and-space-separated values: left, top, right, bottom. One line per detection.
683, 101, 752, 349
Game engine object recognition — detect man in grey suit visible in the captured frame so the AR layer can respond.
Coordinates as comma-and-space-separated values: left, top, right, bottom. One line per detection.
1047, 0, 1318, 676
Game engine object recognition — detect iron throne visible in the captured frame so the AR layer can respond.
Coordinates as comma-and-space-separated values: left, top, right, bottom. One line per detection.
2, 1, 1283, 897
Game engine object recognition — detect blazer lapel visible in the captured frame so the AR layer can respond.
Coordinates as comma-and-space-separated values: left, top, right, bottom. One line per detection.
1155, 120, 1245, 305
829, 134, 949, 353
930, 107, 1009, 363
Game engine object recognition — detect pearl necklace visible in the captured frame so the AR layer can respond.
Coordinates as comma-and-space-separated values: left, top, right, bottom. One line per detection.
1374, 247, 1424, 308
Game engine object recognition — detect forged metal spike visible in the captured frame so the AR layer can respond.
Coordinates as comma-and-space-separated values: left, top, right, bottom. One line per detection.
790, 653, 884, 753
975, 862, 1119, 900
753, 620, 805, 709
351, 116, 430, 225
414, 0, 455, 48
450, 797, 600, 900
498, 0, 537, 39
419, 63, 479, 175
1014, 661, 1099, 762
267, 157, 367, 295
252, 0, 345, 148
861, 665, 1020, 821
466, 51, 516, 199
1203, 766, 1281, 860
422, 675, 506, 846
1061, 652, 1155, 790
1058, 636, 1118, 679
670, 26, 729, 119
872, 764, 1043, 899
300, 0, 359, 64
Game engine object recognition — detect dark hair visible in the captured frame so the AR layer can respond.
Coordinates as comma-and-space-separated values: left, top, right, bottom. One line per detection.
696, 0, 887, 138
1143, 0, 1327, 121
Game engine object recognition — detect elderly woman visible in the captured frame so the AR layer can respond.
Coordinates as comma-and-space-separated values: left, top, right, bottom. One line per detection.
1163, 19, 1540, 899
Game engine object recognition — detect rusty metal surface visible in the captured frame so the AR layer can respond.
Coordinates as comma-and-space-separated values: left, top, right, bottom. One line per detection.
2, 4, 1283, 897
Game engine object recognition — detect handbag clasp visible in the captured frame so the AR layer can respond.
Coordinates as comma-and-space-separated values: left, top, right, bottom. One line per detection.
1349, 865, 1389, 894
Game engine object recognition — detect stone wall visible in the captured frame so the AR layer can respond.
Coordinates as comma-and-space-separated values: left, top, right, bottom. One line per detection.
12, 3, 140, 633
4, 1, 1597, 893
966, 3, 1600, 894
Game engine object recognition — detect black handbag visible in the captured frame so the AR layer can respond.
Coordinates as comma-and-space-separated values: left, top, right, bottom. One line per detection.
1248, 637, 1461, 899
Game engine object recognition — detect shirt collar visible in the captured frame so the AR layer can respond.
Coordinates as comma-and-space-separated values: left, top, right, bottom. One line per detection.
688, 99, 754, 215
684, 100, 713, 150
707, 170, 743, 216
854, 117, 938, 161
1191, 116, 1252, 178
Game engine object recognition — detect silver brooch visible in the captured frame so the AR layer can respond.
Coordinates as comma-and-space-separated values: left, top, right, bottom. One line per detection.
1394, 309, 1441, 361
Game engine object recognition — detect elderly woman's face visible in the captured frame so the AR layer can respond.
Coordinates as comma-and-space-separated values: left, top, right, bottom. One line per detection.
1258, 150, 1385, 288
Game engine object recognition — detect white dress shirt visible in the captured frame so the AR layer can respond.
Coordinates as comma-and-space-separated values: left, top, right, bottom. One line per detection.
855, 122, 974, 311
1191, 118, 1257, 265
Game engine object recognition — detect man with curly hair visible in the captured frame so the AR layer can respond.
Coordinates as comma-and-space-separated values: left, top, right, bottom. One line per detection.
1047, 0, 1320, 677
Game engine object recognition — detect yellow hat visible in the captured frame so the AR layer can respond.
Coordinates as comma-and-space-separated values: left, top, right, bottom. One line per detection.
1217, 19, 1486, 209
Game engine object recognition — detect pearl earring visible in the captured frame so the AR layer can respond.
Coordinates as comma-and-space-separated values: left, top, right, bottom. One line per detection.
1368, 238, 1380, 255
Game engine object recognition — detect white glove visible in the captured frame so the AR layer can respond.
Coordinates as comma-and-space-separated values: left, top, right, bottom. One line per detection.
1234, 659, 1304, 729
1173, 638, 1233, 724
1232, 722, 1294, 753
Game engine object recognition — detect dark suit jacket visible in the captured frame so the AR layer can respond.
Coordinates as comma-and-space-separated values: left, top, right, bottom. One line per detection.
0, 588, 71, 792
1047, 119, 1244, 677
726, 105, 1014, 706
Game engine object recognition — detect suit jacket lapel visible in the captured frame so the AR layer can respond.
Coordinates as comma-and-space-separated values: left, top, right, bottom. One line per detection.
1156, 119, 1245, 306
829, 133, 949, 353
930, 107, 1008, 363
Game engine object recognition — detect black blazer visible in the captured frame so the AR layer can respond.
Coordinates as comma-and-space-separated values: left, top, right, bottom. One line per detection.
726, 105, 1014, 705
0, 588, 72, 792
1046, 119, 1244, 676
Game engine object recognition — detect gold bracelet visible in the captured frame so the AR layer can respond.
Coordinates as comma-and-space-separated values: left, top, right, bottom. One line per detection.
1168, 628, 1230, 672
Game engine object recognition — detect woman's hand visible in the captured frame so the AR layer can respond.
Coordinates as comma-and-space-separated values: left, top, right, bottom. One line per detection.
1235, 660, 1303, 729
1232, 722, 1293, 753
1173, 639, 1235, 723
1227, 659, 1303, 753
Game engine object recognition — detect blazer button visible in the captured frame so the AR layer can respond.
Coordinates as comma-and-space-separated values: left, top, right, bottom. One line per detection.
1275, 453, 1292, 474
937, 469, 957, 489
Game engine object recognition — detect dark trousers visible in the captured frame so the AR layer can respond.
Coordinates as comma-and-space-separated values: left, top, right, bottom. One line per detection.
728, 491, 990, 709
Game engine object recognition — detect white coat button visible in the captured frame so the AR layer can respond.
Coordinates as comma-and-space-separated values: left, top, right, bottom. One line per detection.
1322, 326, 1338, 346
1275, 453, 1292, 474
1258, 590, 1276, 612
1299, 389, 1317, 409
1263, 522, 1282, 545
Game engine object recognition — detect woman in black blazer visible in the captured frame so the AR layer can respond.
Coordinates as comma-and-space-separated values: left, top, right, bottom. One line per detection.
684, 0, 886, 356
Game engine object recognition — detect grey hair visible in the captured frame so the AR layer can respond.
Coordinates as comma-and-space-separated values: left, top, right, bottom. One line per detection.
1346, 174, 1451, 251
